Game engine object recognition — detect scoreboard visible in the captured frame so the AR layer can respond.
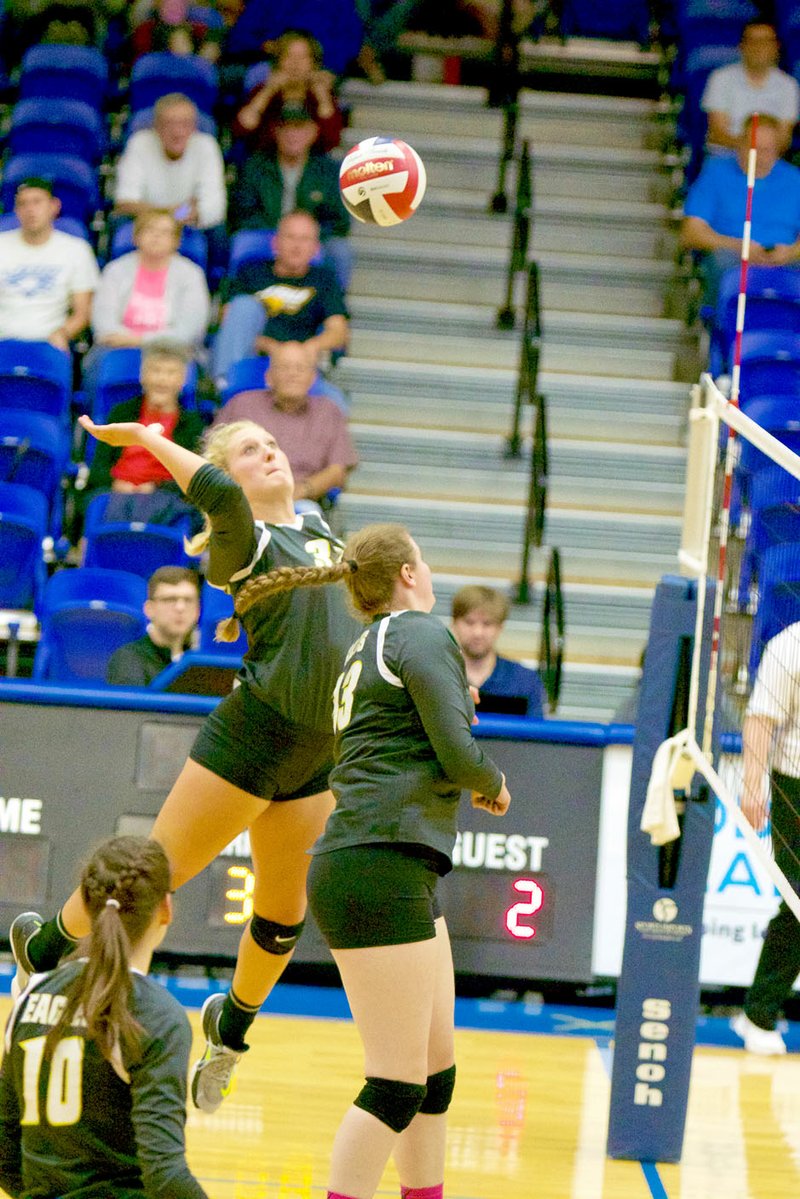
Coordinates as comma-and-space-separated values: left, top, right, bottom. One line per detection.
0, 689, 604, 982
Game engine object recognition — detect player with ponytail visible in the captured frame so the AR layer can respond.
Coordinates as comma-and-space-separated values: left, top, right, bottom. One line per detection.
0, 836, 208, 1199
11, 415, 360, 1114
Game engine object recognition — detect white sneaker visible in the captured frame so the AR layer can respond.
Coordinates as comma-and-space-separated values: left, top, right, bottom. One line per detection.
731, 1011, 787, 1056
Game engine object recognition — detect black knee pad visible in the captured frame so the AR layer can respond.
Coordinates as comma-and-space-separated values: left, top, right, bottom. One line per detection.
354, 1076, 427, 1133
249, 914, 305, 956
418, 1064, 456, 1114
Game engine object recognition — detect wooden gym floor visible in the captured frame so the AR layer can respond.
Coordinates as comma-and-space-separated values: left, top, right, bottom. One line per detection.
2, 986, 799, 1199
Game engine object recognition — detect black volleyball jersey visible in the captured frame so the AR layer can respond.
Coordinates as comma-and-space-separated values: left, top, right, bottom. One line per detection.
187, 463, 359, 732
315, 610, 504, 864
0, 961, 206, 1199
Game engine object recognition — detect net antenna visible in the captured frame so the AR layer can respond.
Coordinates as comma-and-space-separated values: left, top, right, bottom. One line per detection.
648, 111, 800, 926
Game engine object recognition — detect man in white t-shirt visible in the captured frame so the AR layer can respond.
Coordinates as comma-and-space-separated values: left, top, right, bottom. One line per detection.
731, 621, 800, 1056
702, 20, 800, 153
0, 178, 99, 350
114, 92, 227, 280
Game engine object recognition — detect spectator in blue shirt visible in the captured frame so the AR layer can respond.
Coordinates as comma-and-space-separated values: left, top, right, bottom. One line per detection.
681, 115, 800, 307
451, 584, 545, 719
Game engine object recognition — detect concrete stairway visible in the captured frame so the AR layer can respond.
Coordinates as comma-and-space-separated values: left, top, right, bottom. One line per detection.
336, 80, 692, 720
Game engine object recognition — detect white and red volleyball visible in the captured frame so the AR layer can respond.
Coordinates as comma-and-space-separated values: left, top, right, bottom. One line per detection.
339, 136, 427, 227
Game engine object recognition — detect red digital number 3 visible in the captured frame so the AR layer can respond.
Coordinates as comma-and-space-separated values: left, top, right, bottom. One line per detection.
505, 878, 544, 939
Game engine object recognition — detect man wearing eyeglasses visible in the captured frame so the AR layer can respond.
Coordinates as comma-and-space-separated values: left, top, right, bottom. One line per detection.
107, 566, 200, 687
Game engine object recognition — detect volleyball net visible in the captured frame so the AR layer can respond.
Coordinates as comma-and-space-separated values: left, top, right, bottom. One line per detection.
670, 371, 800, 929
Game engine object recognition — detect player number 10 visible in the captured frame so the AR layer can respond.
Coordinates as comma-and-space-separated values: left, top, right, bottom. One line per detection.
505, 878, 545, 939
224, 864, 255, 924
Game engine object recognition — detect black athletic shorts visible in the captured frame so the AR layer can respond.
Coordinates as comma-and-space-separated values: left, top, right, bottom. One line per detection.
307, 843, 444, 949
190, 683, 334, 802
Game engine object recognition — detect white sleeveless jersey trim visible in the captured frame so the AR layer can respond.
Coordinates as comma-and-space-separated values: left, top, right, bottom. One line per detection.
226, 522, 274, 586
375, 614, 404, 689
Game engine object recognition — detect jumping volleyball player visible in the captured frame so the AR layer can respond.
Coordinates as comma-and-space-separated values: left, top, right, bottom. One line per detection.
309, 524, 511, 1199
11, 415, 359, 1113
0, 836, 208, 1199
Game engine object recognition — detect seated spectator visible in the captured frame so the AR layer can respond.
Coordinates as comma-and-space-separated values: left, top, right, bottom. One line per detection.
106, 565, 200, 686
451, 584, 546, 719
0, 178, 99, 350
211, 209, 349, 387
231, 103, 352, 291
213, 340, 358, 509
83, 338, 204, 522
702, 20, 799, 155
681, 116, 800, 308
131, 0, 224, 62
233, 29, 345, 153
114, 93, 227, 279
88, 208, 209, 351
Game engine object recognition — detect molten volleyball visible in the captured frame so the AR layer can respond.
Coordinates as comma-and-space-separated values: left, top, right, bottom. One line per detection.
339, 136, 427, 226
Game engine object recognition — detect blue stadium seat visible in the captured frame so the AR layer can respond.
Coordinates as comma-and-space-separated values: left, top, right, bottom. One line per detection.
1, 153, 101, 225
33, 568, 147, 684
0, 411, 70, 539
198, 580, 248, 656
560, 0, 651, 42
228, 229, 325, 275
8, 99, 107, 164
130, 53, 218, 115
82, 493, 193, 578
219, 356, 329, 404
711, 267, 800, 375
109, 220, 209, 271
738, 462, 800, 605
0, 482, 48, 610
0, 340, 72, 424
0, 213, 89, 240
737, 331, 800, 401
737, 395, 800, 475
19, 44, 108, 109
91, 348, 198, 425
124, 105, 217, 141
748, 542, 800, 678
675, 44, 740, 178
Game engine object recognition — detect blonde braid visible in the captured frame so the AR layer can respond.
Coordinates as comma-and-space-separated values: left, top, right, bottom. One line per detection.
216, 560, 357, 643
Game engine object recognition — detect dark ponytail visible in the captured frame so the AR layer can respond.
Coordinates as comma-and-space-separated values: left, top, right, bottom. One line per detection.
45, 837, 171, 1065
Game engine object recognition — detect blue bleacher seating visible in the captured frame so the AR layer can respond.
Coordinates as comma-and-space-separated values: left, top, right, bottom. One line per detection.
219, 355, 329, 405
0, 411, 70, 540
710, 267, 800, 375
33, 568, 147, 684
8, 99, 107, 164
130, 53, 218, 115
124, 105, 217, 142
0, 213, 89, 240
560, 0, 651, 42
1, 153, 101, 225
738, 461, 800, 604
91, 348, 198, 425
198, 580, 248, 656
748, 541, 800, 678
0, 340, 72, 424
228, 229, 324, 275
738, 331, 800, 400
19, 45, 108, 109
109, 220, 208, 272
737, 394, 800, 475
676, 43, 740, 177
82, 493, 193, 579
0, 482, 48, 610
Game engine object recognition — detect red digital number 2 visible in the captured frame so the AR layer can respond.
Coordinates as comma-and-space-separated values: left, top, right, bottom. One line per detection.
505, 878, 544, 939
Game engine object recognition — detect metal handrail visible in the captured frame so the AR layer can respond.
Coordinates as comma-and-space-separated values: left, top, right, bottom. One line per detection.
507, 258, 542, 456
489, 0, 522, 212
515, 375, 549, 603
496, 139, 533, 330
538, 547, 565, 712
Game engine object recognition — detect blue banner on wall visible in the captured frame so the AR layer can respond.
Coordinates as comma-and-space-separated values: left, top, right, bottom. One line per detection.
607, 575, 717, 1163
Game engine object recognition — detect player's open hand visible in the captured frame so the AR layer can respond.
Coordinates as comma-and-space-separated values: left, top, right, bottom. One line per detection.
472, 776, 511, 816
79, 415, 163, 447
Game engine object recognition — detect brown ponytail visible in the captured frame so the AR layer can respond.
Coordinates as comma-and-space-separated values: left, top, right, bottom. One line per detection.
217, 560, 356, 643
45, 837, 171, 1065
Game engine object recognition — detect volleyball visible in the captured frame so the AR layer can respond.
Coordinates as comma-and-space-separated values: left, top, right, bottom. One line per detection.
339, 136, 427, 226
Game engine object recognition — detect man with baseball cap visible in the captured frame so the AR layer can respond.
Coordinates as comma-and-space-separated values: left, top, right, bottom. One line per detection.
0, 178, 99, 350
